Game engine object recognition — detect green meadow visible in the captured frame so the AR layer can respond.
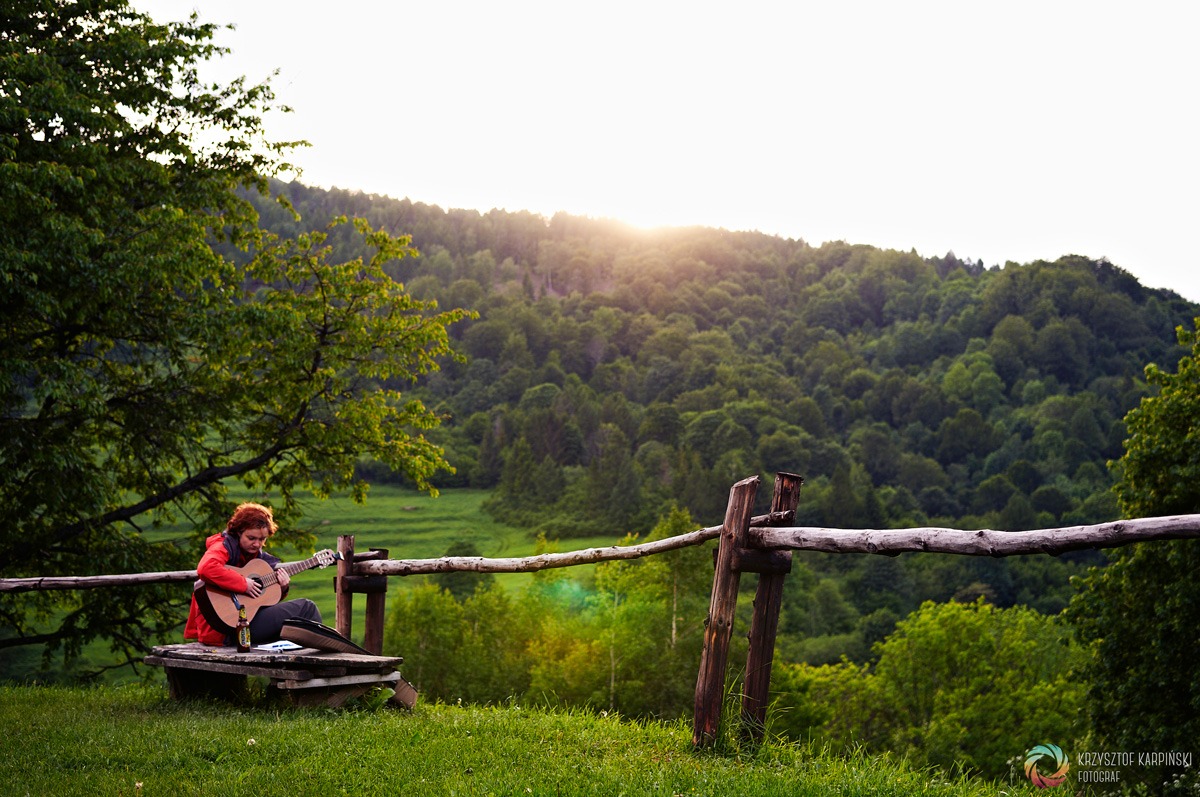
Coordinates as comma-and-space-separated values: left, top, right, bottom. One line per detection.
0, 684, 1046, 797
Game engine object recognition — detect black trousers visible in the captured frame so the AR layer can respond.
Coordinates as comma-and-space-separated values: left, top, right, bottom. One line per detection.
245, 598, 322, 644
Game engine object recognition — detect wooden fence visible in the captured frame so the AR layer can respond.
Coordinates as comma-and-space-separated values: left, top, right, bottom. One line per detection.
4, 470, 1200, 748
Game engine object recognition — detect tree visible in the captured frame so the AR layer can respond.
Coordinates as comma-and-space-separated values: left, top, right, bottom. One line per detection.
0, 1, 468, 671
382, 582, 464, 696
1069, 318, 1200, 793
777, 600, 1084, 779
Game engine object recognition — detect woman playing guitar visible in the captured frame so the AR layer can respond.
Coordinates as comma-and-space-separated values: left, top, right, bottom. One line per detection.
185, 502, 322, 646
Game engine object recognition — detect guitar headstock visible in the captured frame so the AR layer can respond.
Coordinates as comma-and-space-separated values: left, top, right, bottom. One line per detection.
314, 549, 343, 568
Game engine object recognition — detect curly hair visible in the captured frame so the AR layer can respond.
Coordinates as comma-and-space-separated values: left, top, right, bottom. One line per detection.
225, 502, 278, 539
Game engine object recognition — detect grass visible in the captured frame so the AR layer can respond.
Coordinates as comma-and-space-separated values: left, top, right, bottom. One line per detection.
0, 684, 1044, 797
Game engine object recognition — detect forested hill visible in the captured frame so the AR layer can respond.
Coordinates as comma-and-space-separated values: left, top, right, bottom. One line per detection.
250, 181, 1198, 545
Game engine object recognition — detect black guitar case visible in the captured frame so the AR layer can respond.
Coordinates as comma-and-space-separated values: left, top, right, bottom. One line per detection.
280, 617, 375, 656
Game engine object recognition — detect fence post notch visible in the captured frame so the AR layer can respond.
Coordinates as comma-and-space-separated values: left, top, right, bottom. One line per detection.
692, 475, 759, 747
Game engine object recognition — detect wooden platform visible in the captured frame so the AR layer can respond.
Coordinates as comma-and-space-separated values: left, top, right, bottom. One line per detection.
145, 643, 416, 709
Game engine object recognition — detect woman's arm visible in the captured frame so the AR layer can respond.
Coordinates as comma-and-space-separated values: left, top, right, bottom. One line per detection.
197, 547, 254, 593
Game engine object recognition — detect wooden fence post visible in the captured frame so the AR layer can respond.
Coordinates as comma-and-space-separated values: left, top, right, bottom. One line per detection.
361, 548, 388, 655
692, 475, 760, 747
335, 535, 355, 640
741, 472, 803, 742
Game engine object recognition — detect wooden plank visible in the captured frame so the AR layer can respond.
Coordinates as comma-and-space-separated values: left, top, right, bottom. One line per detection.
341, 575, 388, 593
692, 475, 759, 747
149, 643, 323, 663
144, 655, 318, 680
274, 671, 401, 690
742, 472, 803, 743
148, 643, 402, 670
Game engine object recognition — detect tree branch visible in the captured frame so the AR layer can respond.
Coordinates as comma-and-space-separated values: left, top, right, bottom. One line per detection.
47, 439, 292, 547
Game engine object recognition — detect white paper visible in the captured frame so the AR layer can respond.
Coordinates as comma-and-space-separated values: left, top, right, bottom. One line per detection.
252, 639, 303, 651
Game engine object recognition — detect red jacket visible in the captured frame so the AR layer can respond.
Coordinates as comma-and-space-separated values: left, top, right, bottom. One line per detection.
184, 532, 280, 644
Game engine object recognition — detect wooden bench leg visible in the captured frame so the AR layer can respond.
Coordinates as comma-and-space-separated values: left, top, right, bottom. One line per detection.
165, 666, 246, 701
390, 678, 417, 710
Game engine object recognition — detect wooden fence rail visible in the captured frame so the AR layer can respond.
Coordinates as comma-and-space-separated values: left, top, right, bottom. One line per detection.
4, 512, 1195, 593
4, 474, 1200, 750
0, 570, 198, 593
352, 513, 793, 577
749, 515, 1200, 556
0, 512, 796, 593
689, 475, 1200, 747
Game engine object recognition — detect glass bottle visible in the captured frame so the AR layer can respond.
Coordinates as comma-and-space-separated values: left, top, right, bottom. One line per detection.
236, 605, 251, 653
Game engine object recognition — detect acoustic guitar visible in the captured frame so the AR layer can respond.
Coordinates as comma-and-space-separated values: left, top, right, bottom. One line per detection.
193, 549, 341, 634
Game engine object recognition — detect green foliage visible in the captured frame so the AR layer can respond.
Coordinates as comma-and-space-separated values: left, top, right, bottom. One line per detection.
383, 578, 538, 705
774, 600, 1085, 780
0, 684, 1045, 797
1069, 318, 1200, 791
1111, 318, 1200, 517
0, 2, 468, 668
384, 505, 713, 719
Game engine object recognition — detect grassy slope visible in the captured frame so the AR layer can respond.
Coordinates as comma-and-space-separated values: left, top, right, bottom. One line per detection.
0, 685, 1041, 797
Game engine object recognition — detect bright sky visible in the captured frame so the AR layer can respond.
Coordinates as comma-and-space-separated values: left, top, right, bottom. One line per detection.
139, 1, 1200, 302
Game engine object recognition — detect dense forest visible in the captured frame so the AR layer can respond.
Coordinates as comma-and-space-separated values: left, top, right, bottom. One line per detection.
244, 180, 1199, 675
236, 183, 1200, 696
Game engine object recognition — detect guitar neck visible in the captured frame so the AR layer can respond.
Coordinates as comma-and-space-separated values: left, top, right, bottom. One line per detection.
240, 549, 336, 590
278, 554, 325, 578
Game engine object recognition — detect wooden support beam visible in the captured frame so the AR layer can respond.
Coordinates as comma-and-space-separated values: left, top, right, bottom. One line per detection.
741, 472, 803, 743
335, 535, 355, 640
693, 475, 759, 747
340, 575, 388, 593
362, 548, 388, 656
730, 548, 793, 575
